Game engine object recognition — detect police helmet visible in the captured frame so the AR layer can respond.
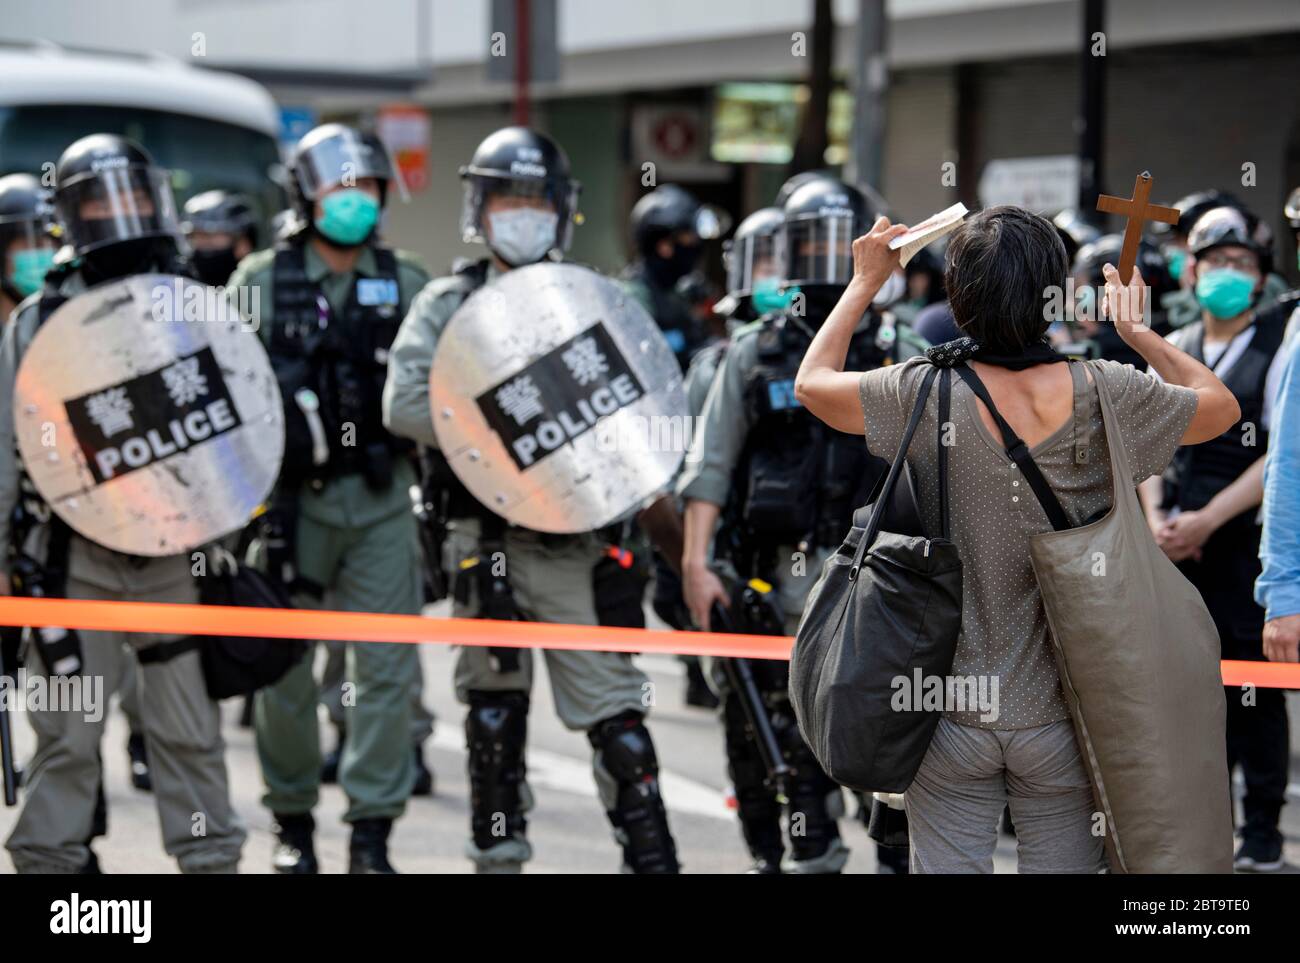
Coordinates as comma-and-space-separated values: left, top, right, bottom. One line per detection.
458, 126, 581, 255
778, 178, 878, 289
1175, 188, 1242, 239
53, 134, 183, 258
629, 184, 727, 256
290, 123, 404, 212
0, 173, 56, 254
723, 206, 785, 300
774, 171, 834, 208
1052, 209, 1102, 261
1072, 233, 1170, 291
182, 190, 258, 247
1187, 206, 1274, 276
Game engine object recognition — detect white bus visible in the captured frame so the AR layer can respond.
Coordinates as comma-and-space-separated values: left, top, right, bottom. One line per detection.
0, 41, 287, 231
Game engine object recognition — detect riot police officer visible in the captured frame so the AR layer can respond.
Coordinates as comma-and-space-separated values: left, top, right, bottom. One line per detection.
0, 173, 58, 322
227, 123, 432, 873
678, 179, 928, 873
0, 134, 246, 873
686, 205, 788, 409
181, 190, 260, 287
622, 184, 724, 371
650, 207, 791, 706
382, 125, 680, 874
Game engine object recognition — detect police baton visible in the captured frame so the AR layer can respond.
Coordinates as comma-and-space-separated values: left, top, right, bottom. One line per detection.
0, 643, 17, 806
709, 600, 794, 799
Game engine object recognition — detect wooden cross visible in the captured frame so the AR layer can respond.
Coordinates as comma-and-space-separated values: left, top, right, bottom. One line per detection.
1096, 171, 1180, 283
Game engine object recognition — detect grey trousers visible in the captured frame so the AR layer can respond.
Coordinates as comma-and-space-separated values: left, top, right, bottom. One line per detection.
904, 717, 1106, 874
7, 577, 246, 873
447, 521, 651, 732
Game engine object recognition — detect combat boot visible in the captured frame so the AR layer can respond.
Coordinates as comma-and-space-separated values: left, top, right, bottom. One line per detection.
271, 812, 318, 874
348, 817, 397, 874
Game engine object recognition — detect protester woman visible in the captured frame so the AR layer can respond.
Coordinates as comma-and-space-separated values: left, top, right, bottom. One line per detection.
793, 206, 1240, 873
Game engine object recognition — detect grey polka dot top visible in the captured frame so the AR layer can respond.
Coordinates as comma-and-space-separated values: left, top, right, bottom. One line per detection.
858, 358, 1198, 729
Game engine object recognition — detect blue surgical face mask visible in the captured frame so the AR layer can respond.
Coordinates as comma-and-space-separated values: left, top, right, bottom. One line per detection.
9, 247, 55, 297
1166, 248, 1187, 282
314, 188, 381, 247
751, 276, 799, 314
1195, 267, 1257, 320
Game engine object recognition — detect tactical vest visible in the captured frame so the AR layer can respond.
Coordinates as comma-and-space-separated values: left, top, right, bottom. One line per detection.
268, 241, 410, 486
1164, 312, 1284, 513
729, 312, 893, 559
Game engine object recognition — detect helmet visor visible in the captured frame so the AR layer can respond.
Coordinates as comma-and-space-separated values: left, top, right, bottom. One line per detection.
295, 129, 406, 202
56, 165, 181, 256
781, 213, 855, 287
725, 230, 781, 298
182, 207, 256, 238
460, 174, 580, 252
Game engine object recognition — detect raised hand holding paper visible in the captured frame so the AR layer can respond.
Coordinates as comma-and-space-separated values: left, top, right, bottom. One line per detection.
888, 202, 968, 266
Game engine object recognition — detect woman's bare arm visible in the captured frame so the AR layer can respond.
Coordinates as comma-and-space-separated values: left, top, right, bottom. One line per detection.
795, 217, 909, 433
1103, 262, 1240, 443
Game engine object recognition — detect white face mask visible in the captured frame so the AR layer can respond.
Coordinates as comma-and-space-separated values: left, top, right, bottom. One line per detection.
872, 269, 906, 307
487, 208, 559, 266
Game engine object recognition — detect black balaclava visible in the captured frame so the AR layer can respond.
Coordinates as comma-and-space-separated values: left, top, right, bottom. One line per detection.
645, 238, 701, 290
190, 246, 241, 287
80, 237, 180, 285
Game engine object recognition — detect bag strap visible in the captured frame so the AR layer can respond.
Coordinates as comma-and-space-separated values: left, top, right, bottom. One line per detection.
937, 367, 951, 540
953, 364, 1071, 532
851, 366, 940, 580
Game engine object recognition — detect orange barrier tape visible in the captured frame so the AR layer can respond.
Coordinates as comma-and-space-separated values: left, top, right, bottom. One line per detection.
0, 597, 791, 661
1219, 659, 1300, 690
0, 597, 1297, 687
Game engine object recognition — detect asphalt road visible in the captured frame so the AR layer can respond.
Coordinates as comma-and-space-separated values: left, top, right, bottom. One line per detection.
1, 604, 1298, 874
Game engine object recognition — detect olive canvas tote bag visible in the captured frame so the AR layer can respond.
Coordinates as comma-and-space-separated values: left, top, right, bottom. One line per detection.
1026, 364, 1232, 873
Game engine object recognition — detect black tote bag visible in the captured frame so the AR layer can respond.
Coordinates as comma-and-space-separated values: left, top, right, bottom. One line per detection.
197, 549, 309, 700
789, 366, 963, 793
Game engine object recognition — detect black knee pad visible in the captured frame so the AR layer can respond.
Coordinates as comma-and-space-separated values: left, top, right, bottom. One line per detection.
465, 690, 530, 849
589, 712, 679, 874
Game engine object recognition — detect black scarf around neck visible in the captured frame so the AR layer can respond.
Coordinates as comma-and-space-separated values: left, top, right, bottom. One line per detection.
925, 336, 1068, 370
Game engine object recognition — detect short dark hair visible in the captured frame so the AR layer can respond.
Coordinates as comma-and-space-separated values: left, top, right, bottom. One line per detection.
944, 206, 1068, 353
